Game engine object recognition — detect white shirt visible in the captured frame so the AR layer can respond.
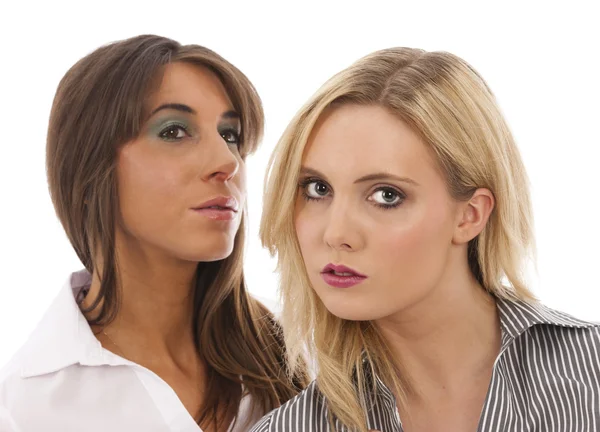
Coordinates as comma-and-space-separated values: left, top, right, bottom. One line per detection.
0, 270, 262, 432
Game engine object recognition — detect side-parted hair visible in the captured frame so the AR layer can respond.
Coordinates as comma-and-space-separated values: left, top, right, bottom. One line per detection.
260, 48, 535, 431
47, 34, 308, 429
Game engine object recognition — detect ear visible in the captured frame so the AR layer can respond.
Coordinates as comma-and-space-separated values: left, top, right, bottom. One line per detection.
452, 188, 495, 245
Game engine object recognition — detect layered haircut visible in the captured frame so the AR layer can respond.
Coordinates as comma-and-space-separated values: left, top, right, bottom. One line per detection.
260, 48, 535, 430
46, 34, 308, 429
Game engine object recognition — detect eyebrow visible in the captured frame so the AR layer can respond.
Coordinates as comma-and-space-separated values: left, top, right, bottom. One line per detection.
299, 167, 419, 186
355, 172, 419, 186
221, 110, 240, 121
149, 104, 240, 121
150, 103, 196, 116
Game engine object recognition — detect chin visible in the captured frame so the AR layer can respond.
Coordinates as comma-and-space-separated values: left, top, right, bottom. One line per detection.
178, 237, 236, 263
317, 289, 389, 322
325, 304, 382, 321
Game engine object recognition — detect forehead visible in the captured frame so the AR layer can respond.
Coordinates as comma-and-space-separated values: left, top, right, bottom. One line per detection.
304, 104, 436, 181
147, 62, 235, 113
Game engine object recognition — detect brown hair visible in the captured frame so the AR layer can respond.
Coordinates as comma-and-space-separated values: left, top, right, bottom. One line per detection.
46, 34, 308, 429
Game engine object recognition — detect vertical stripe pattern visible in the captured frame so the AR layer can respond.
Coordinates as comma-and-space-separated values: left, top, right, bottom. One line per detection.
250, 299, 600, 431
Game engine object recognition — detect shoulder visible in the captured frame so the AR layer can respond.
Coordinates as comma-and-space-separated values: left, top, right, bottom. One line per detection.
526, 314, 600, 360
503, 302, 600, 389
249, 381, 324, 431
0, 405, 19, 432
0, 358, 64, 430
0, 333, 39, 405
0, 357, 22, 406
497, 297, 600, 345
0, 348, 24, 384
525, 302, 600, 344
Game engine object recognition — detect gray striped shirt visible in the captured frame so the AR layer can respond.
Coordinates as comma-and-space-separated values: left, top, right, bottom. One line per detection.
250, 298, 600, 431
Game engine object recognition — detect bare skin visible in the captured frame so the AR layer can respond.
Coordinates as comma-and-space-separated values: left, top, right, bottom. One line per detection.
82, 62, 246, 430
295, 104, 500, 431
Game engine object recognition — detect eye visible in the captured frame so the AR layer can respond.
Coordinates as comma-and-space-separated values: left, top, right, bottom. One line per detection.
369, 188, 404, 207
220, 129, 240, 146
159, 124, 188, 141
302, 180, 330, 200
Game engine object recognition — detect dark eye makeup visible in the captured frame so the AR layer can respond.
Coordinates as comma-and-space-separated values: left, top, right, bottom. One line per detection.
298, 176, 406, 210
218, 124, 241, 147
158, 121, 190, 141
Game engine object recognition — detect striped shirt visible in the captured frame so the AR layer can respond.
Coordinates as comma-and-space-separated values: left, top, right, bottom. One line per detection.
250, 298, 600, 431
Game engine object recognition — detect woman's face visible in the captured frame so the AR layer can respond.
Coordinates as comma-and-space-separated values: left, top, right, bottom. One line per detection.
117, 62, 245, 262
295, 104, 465, 321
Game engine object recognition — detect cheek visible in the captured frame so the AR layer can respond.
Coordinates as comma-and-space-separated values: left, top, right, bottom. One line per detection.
294, 200, 319, 253
294, 208, 310, 252
374, 203, 454, 281
117, 145, 183, 227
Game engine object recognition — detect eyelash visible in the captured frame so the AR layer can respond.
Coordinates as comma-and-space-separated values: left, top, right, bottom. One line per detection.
371, 188, 405, 210
157, 123, 241, 147
158, 122, 189, 141
219, 127, 241, 147
298, 178, 324, 203
298, 177, 405, 210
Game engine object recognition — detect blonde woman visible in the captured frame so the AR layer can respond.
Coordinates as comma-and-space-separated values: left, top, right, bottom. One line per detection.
251, 48, 600, 431
0, 35, 308, 431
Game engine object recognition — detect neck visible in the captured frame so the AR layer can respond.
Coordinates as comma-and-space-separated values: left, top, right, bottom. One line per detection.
375, 255, 501, 400
83, 234, 200, 359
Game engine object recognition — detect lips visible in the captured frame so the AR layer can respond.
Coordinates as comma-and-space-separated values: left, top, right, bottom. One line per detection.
320, 263, 367, 288
191, 196, 239, 221
322, 264, 366, 278
193, 196, 239, 212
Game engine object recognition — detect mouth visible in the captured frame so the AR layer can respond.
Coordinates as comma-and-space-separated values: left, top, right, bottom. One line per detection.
191, 196, 239, 221
320, 263, 367, 288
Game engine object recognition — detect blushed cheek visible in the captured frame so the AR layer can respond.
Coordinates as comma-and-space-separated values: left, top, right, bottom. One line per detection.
376, 209, 453, 290
380, 225, 431, 270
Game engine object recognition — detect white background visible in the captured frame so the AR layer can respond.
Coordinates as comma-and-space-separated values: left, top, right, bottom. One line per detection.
0, 1, 598, 367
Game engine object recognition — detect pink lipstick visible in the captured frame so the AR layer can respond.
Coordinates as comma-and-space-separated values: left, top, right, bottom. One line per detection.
320, 263, 367, 288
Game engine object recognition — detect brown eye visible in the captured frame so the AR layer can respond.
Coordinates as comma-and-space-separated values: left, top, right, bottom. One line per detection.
220, 128, 240, 146
159, 124, 188, 141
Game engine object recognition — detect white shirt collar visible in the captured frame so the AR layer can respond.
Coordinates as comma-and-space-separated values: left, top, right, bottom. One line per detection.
3, 270, 262, 431
19, 270, 127, 378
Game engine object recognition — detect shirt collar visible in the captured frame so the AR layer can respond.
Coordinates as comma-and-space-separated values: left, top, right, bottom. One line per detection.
495, 296, 597, 350
20, 270, 127, 378
363, 297, 598, 431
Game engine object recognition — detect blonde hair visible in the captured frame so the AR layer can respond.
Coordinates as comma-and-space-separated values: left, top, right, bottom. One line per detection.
260, 48, 536, 431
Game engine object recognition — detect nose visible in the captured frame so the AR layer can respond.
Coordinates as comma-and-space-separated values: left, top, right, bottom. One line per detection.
202, 134, 240, 183
323, 198, 363, 252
